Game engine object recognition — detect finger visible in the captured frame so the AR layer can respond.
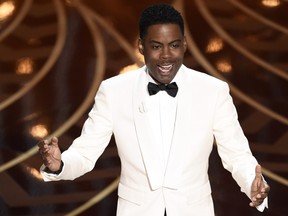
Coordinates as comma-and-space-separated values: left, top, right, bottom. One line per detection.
38, 140, 50, 154
50, 137, 59, 148
256, 192, 267, 199
37, 139, 48, 148
255, 164, 262, 180
250, 187, 268, 207
250, 199, 259, 207
252, 165, 263, 192
39, 137, 58, 154
249, 200, 262, 207
250, 195, 264, 207
43, 141, 53, 153
262, 183, 270, 193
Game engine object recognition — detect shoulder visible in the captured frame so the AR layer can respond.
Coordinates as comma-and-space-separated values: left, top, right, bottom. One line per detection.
97, 66, 146, 96
180, 65, 227, 89
102, 66, 144, 87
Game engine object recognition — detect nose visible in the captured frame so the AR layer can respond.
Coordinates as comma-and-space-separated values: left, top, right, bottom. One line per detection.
160, 46, 171, 59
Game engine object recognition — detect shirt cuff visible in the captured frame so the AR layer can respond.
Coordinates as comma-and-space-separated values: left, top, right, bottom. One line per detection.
43, 161, 64, 175
256, 197, 268, 212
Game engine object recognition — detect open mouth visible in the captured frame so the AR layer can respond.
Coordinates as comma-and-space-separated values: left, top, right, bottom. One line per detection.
158, 64, 173, 74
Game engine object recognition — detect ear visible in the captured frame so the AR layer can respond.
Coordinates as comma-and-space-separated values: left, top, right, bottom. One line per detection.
138, 38, 144, 54
183, 36, 187, 52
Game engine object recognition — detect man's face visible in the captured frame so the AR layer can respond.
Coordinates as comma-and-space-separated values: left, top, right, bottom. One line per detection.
138, 23, 187, 84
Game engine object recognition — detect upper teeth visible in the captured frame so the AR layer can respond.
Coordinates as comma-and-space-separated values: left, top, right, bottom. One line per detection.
161, 65, 172, 69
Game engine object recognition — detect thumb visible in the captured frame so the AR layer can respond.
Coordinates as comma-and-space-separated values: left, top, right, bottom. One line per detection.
50, 136, 59, 147
255, 164, 262, 180
252, 164, 262, 192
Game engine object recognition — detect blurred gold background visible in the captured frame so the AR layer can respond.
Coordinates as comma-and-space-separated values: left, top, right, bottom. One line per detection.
0, 0, 287, 215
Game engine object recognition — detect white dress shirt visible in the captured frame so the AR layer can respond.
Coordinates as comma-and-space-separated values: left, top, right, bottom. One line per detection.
146, 71, 179, 175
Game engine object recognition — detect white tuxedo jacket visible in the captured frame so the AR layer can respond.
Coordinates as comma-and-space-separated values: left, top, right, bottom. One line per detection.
41, 65, 260, 216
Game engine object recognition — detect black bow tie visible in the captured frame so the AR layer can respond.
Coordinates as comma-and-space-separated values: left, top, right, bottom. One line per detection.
148, 82, 178, 97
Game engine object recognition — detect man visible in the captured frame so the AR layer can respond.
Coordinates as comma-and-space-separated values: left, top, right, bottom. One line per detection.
38, 4, 269, 216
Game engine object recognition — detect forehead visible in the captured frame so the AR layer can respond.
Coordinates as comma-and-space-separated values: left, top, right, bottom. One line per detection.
144, 23, 183, 41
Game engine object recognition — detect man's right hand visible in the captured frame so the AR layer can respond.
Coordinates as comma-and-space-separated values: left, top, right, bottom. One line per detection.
38, 136, 62, 172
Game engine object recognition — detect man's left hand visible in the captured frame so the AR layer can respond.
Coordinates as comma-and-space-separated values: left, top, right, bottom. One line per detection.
250, 164, 270, 207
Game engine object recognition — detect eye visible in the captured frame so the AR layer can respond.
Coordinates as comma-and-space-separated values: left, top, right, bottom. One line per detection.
152, 44, 161, 49
170, 43, 180, 48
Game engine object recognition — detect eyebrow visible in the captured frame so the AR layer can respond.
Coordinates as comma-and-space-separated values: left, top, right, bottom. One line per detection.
149, 39, 182, 45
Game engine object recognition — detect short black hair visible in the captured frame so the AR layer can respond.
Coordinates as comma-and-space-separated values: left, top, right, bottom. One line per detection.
139, 3, 184, 39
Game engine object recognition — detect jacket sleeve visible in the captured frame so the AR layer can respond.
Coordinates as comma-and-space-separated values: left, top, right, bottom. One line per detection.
212, 82, 268, 211
41, 82, 113, 181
